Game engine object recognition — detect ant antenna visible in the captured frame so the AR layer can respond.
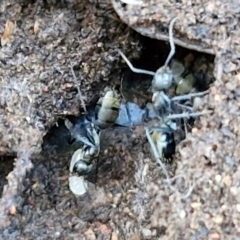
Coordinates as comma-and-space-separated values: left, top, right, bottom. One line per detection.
166, 110, 212, 120
118, 49, 155, 76
164, 17, 178, 67
69, 60, 87, 113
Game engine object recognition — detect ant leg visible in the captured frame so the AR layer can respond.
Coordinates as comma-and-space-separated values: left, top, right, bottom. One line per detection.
172, 90, 209, 101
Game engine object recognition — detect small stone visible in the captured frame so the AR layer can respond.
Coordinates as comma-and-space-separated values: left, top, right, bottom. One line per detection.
214, 95, 221, 101
111, 232, 118, 240
179, 210, 186, 219
141, 228, 152, 238
84, 229, 96, 240
212, 215, 223, 224
208, 232, 220, 240
215, 174, 222, 183
43, 87, 49, 93
113, 193, 122, 205
124, 207, 130, 213
191, 127, 198, 133
223, 175, 232, 187
191, 202, 201, 209
9, 205, 16, 215
190, 220, 199, 229
220, 204, 228, 212
99, 224, 111, 236
55, 232, 60, 237
62, 83, 74, 90
142, 163, 149, 177
225, 156, 235, 166
33, 20, 40, 34
236, 204, 240, 212
230, 186, 238, 196
131, 235, 141, 240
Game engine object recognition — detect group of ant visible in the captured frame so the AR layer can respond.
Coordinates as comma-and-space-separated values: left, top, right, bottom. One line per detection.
67, 17, 210, 196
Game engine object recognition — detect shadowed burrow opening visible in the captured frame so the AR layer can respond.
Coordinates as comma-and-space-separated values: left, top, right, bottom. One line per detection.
40, 116, 135, 184
37, 33, 215, 198
117, 34, 215, 163
120, 35, 215, 105
0, 156, 15, 195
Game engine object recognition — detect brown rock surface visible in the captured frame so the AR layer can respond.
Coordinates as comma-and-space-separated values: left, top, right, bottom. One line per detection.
112, 0, 240, 239
0, 0, 140, 231
0, 0, 240, 239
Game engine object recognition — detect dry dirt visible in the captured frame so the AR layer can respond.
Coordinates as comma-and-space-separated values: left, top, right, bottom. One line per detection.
0, 0, 240, 239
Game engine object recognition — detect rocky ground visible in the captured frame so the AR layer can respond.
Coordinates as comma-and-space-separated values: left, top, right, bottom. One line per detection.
0, 0, 240, 239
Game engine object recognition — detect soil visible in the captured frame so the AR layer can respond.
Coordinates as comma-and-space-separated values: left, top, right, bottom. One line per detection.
0, 0, 240, 239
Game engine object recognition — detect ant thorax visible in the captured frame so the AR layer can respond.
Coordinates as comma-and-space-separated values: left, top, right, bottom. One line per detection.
152, 91, 173, 119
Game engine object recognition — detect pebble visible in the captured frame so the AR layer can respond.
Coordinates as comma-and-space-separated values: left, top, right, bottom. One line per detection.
113, 193, 122, 205
223, 175, 232, 187
99, 224, 111, 236
215, 174, 222, 183
111, 232, 118, 240
191, 202, 201, 209
141, 228, 152, 239
9, 205, 16, 215
236, 204, 240, 212
179, 210, 186, 219
208, 232, 220, 240
131, 236, 141, 240
84, 229, 96, 240
212, 215, 223, 224
230, 186, 238, 196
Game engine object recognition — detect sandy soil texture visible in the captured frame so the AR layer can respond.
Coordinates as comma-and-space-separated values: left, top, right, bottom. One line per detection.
0, 0, 240, 239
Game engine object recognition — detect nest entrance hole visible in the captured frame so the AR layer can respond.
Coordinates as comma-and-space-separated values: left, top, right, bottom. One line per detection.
0, 156, 15, 195
40, 33, 215, 181
120, 34, 215, 158
121, 35, 215, 102
35, 32, 216, 196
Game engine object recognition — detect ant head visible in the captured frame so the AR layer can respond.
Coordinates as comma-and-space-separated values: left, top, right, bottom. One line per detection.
152, 66, 173, 91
